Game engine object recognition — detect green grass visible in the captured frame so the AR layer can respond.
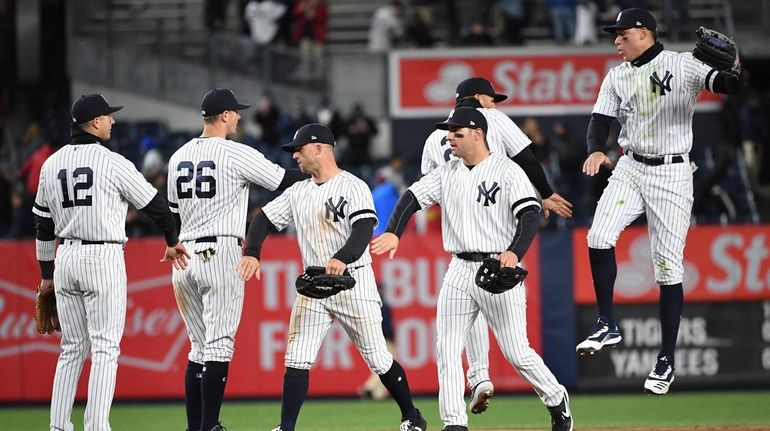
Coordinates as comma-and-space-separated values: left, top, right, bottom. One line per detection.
2, 391, 770, 430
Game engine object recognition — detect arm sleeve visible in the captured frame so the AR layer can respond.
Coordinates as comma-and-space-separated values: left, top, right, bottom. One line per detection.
35, 215, 56, 279
384, 190, 422, 237
244, 210, 277, 259
507, 205, 540, 259
510, 146, 553, 198
332, 218, 376, 264
33, 164, 55, 279
137, 193, 180, 246
278, 168, 310, 190
586, 113, 616, 154
711, 71, 741, 94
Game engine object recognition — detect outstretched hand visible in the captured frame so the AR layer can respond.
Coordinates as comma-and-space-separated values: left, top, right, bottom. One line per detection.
582, 151, 613, 176
542, 192, 573, 218
370, 232, 400, 259
161, 242, 191, 270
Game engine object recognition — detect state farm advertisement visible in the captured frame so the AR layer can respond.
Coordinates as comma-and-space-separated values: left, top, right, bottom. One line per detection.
389, 47, 723, 117
0, 234, 542, 402
573, 225, 770, 304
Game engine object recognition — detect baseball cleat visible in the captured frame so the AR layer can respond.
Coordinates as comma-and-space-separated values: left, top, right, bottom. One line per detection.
547, 392, 573, 431
576, 315, 622, 356
644, 355, 675, 395
400, 409, 427, 431
469, 380, 494, 414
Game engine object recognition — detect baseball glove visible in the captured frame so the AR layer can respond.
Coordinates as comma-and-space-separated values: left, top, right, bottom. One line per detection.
296, 266, 356, 299
693, 26, 739, 74
35, 282, 61, 334
475, 258, 528, 294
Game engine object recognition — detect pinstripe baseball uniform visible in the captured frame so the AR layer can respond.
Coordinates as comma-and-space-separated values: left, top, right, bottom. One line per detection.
33, 139, 160, 431
578, 11, 742, 395
422, 107, 532, 391
262, 171, 393, 372
421, 108, 530, 173
410, 153, 566, 427
168, 136, 284, 364
587, 50, 713, 279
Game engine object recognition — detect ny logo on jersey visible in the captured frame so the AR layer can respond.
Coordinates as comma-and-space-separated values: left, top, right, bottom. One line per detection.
476, 181, 501, 206
650, 70, 673, 96
324, 196, 349, 221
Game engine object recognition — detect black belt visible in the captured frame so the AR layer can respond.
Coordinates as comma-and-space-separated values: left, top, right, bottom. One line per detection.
194, 236, 242, 246
626, 150, 684, 166
455, 252, 498, 262
62, 239, 120, 245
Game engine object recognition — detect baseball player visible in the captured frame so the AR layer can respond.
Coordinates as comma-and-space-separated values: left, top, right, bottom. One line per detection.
237, 123, 427, 431
421, 77, 574, 414
33, 94, 189, 431
373, 108, 572, 431
576, 8, 742, 395
167, 88, 307, 431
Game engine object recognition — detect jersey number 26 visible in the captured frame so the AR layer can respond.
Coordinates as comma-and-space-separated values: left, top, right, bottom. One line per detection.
176, 160, 216, 199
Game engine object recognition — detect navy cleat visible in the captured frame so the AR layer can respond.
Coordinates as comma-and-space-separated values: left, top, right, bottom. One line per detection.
644, 355, 675, 395
576, 315, 622, 356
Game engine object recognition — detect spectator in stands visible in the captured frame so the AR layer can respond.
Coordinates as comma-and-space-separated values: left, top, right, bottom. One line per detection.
291, 0, 328, 79
462, 20, 494, 46
522, 117, 551, 166
573, 0, 598, 44
245, 0, 288, 45
548, 0, 576, 43
411, 0, 437, 26
496, 0, 527, 46
344, 103, 378, 168
204, 0, 229, 32
254, 93, 282, 156
277, 97, 313, 165
550, 121, 586, 222
315, 97, 344, 139
372, 158, 405, 236
404, 11, 435, 47
368, 1, 405, 52
0, 164, 12, 237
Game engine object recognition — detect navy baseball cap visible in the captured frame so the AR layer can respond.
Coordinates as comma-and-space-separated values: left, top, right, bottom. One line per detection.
603, 8, 657, 33
435, 107, 488, 134
455, 77, 507, 103
282, 123, 336, 153
71, 94, 123, 125
201, 88, 251, 117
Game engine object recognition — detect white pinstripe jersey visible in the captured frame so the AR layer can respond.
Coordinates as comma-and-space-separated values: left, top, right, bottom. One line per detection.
421, 108, 531, 175
409, 153, 541, 254
262, 171, 378, 268
593, 50, 715, 156
168, 137, 285, 240
32, 143, 158, 242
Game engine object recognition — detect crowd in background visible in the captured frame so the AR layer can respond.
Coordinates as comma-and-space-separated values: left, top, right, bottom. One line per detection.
1, 0, 768, 239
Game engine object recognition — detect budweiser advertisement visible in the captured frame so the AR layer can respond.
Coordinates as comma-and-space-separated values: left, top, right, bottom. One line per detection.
573, 225, 770, 304
388, 47, 723, 117
0, 234, 541, 402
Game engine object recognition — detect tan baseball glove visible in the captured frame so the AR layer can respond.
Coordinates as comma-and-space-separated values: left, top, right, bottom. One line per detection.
35, 283, 61, 334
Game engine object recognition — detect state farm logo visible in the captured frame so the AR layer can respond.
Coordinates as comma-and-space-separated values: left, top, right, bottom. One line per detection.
616, 235, 699, 297
0, 276, 188, 372
420, 58, 620, 106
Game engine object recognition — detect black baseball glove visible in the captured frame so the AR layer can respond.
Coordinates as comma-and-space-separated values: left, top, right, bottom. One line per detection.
296, 266, 356, 299
693, 26, 739, 75
475, 258, 528, 294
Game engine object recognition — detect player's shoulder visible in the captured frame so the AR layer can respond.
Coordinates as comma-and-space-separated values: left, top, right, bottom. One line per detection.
338, 170, 370, 188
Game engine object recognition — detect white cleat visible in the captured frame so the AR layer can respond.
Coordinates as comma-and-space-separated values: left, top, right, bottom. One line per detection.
469, 380, 494, 415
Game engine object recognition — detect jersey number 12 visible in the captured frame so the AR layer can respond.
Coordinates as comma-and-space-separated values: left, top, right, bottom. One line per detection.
58, 167, 93, 208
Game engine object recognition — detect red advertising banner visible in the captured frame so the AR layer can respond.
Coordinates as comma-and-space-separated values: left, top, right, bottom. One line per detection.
573, 225, 770, 304
388, 47, 723, 117
0, 234, 541, 402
